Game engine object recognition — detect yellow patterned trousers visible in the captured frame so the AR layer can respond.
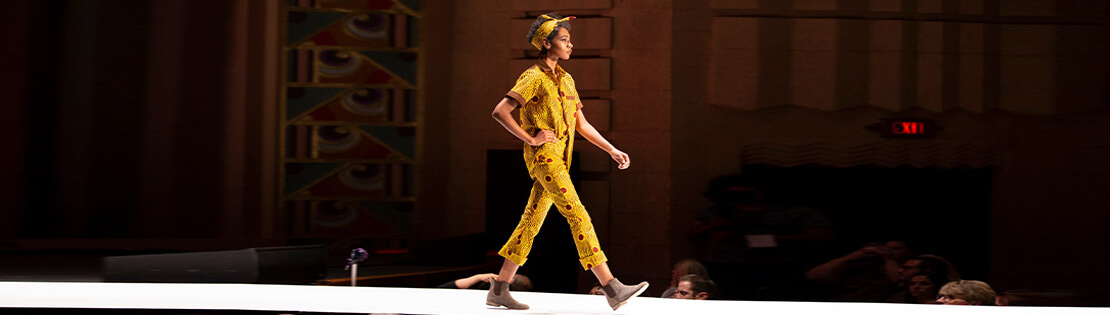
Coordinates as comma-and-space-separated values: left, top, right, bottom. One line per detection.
498, 159, 607, 270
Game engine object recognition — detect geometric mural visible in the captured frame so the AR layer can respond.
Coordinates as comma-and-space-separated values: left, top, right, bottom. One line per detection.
281, 0, 419, 243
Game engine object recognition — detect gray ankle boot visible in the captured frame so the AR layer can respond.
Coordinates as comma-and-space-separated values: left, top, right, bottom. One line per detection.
486, 279, 529, 310
601, 278, 649, 310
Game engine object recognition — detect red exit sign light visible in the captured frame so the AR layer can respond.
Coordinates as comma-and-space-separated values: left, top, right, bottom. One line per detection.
865, 118, 941, 138
892, 121, 926, 135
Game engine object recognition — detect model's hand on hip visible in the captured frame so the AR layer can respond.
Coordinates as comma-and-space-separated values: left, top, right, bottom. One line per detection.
528, 129, 558, 146
609, 148, 630, 170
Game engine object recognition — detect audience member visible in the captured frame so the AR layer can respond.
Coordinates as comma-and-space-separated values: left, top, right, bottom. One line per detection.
587, 282, 605, 295
672, 274, 717, 300
437, 273, 532, 291
914, 254, 961, 282
883, 240, 913, 264
906, 272, 948, 304
660, 259, 710, 298
937, 280, 996, 305
886, 254, 960, 302
690, 175, 833, 299
805, 243, 899, 301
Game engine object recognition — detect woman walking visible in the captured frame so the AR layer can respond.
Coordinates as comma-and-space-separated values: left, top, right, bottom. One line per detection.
487, 13, 649, 311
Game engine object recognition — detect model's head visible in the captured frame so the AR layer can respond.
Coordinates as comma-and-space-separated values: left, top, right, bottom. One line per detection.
937, 280, 997, 305
527, 12, 574, 60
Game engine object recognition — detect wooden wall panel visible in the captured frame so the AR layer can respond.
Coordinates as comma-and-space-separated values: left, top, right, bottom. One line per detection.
960, 23, 988, 112
917, 0, 943, 13
710, 0, 758, 9
917, 22, 946, 112
581, 99, 610, 132
959, 0, 985, 15
1000, 24, 1056, 114
794, 0, 837, 11
1000, 0, 1056, 16
870, 0, 901, 12
512, 0, 612, 11
790, 19, 839, 111
708, 17, 760, 109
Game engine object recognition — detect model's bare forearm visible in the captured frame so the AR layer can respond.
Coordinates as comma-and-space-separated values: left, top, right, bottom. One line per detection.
575, 110, 615, 152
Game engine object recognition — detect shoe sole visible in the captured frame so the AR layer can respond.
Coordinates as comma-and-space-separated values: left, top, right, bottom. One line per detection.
610, 283, 649, 311
487, 302, 529, 310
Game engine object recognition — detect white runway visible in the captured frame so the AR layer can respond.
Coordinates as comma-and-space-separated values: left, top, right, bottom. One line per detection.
0, 281, 1106, 314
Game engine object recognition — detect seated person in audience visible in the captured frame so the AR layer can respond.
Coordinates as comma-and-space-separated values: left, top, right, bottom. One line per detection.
890, 254, 953, 298
895, 255, 958, 284
906, 272, 948, 304
912, 254, 961, 282
886, 254, 960, 302
691, 176, 833, 300
661, 259, 710, 298
672, 274, 716, 300
805, 242, 900, 301
937, 280, 996, 305
437, 273, 533, 291
588, 282, 605, 295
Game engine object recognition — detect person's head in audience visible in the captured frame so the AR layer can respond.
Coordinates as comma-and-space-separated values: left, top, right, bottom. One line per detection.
670, 259, 710, 288
937, 280, 996, 305
885, 240, 912, 263
908, 272, 948, 304
898, 255, 956, 284
917, 254, 961, 281
672, 274, 714, 300
588, 283, 605, 295
510, 274, 533, 291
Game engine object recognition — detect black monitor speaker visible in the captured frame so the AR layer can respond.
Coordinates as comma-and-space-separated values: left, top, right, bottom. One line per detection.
103, 245, 327, 284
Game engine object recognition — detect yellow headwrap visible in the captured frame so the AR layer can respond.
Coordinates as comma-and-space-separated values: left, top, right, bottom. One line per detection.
530, 15, 575, 51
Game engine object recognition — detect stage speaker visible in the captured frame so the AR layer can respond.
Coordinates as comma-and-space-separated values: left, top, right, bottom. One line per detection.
103, 245, 327, 284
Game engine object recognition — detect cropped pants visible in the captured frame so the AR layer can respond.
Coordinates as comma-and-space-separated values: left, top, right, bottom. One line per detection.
497, 158, 607, 270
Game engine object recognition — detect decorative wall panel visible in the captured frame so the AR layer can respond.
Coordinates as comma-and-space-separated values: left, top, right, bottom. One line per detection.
280, 0, 420, 245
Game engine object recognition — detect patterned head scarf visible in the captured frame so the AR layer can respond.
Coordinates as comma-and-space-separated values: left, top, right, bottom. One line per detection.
531, 15, 575, 51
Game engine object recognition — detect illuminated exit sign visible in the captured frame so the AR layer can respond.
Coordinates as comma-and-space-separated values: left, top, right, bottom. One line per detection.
865, 118, 941, 139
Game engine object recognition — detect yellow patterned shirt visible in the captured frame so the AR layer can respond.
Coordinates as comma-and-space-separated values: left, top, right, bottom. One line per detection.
505, 62, 583, 179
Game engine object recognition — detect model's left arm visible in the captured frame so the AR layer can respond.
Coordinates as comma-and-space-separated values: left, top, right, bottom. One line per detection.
575, 108, 630, 170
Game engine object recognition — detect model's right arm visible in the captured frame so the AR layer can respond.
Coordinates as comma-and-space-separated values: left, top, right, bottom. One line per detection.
492, 97, 555, 146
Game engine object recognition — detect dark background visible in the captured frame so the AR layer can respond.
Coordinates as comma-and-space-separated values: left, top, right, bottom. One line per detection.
1, 0, 1107, 305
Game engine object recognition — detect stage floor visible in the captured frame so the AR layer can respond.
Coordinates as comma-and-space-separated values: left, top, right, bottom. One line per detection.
0, 281, 1106, 315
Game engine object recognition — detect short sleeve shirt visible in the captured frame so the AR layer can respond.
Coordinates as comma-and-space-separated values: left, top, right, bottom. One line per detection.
505, 62, 583, 178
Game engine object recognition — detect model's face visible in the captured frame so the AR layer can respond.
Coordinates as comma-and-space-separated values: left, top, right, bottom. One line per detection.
545, 28, 573, 60
908, 276, 937, 299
